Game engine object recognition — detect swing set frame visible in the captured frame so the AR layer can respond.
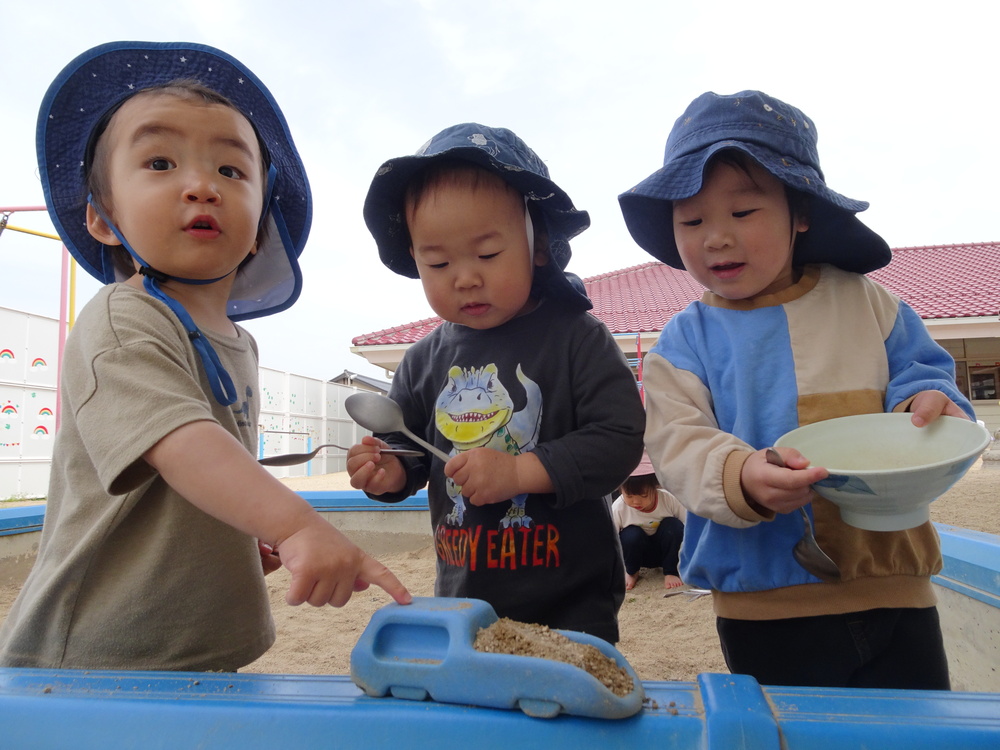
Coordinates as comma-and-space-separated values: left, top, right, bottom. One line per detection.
0, 205, 78, 429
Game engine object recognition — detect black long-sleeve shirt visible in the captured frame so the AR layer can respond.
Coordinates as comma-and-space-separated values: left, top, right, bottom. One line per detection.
374, 300, 645, 642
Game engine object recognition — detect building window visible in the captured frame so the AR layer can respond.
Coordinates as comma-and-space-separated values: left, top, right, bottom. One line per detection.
941, 338, 1000, 402
970, 365, 999, 401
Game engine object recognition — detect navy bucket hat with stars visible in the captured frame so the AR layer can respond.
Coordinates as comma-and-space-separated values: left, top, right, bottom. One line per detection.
37, 41, 311, 406
38, 40, 312, 321
363, 123, 593, 310
618, 90, 891, 274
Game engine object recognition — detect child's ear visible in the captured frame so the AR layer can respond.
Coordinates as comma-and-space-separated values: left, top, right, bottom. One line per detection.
794, 212, 810, 234
533, 244, 550, 268
85, 203, 121, 246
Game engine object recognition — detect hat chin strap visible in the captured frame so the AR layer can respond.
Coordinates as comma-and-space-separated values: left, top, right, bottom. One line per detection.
87, 196, 238, 406
524, 199, 535, 262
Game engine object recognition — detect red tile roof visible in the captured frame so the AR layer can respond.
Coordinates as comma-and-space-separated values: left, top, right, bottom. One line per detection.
352, 242, 1000, 346
585, 262, 706, 333
352, 316, 444, 346
868, 242, 1000, 319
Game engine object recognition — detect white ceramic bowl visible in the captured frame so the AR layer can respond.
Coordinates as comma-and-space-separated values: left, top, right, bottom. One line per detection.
774, 414, 990, 531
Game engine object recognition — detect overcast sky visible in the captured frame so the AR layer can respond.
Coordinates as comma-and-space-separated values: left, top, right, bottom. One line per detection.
2, 1, 997, 381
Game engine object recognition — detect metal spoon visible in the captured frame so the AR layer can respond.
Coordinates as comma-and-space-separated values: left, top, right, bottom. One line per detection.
258, 442, 422, 467
764, 448, 842, 583
345, 392, 452, 463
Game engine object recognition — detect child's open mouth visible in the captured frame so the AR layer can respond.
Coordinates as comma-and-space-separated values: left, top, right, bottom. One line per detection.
710, 262, 744, 279
185, 216, 221, 237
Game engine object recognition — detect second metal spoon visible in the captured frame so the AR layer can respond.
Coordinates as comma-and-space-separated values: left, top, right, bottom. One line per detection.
258, 443, 422, 467
765, 448, 842, 583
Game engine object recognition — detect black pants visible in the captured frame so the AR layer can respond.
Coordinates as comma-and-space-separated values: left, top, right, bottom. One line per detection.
716, 606, 950, 690
619, 517, 684, 576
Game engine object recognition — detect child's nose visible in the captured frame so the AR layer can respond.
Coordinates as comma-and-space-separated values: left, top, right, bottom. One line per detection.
705, 222, 733, 250
184, 172, 221, 204
454, 266, 482, 289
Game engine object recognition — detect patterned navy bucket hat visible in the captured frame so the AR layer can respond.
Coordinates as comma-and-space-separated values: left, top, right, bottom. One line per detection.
618, 90, 890, 274
363, 123, 592, 309
38, 40, 312, 321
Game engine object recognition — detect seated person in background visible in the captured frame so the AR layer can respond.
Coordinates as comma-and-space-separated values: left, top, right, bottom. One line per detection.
612, 453, 686, 591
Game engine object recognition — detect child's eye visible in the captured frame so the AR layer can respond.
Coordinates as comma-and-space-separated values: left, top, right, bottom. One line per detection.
733, 209, 757, 218
678, 218, 701, 227
148, 158, 173, 171
219, 165, 243, 179
428, 261, 448, 270
479, 252, 501, 260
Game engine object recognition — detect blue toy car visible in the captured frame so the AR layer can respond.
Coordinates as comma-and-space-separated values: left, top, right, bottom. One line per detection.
350, 597, 645, 719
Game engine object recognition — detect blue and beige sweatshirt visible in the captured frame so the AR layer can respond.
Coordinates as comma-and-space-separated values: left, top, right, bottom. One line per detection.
643, 264, 975, 621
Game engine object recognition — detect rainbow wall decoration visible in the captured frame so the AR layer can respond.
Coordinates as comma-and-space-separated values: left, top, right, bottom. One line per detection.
33, 425, 49, 436
38, 407, 54, 418
31, 358, 47, 368
1, 404, 18, 417
0, 349, 15, 360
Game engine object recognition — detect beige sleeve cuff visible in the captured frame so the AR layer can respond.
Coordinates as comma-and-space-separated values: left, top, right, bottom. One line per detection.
723, 450, 776, 523
893, 396, 915, 413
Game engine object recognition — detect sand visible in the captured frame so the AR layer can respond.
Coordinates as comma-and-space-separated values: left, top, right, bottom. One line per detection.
475, 618, 635, 696
2, 457, 998, 682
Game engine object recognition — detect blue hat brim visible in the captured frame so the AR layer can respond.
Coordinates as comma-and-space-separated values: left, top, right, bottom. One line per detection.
37, 41, 312, 320
619, 138, 890, 274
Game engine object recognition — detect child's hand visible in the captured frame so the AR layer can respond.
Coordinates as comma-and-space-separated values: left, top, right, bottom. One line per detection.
347, 436, 407, 495
274, 515, 411, 607
258, 540, 282, 576
446, 448, 521, 506
741, 447, 828, 515
908, 390, 970, 427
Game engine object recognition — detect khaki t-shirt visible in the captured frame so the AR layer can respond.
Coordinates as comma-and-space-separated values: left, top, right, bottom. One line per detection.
0, 284, 274, 670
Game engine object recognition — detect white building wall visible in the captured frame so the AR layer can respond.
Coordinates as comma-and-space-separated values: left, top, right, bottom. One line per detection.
0, 308, 59, 499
